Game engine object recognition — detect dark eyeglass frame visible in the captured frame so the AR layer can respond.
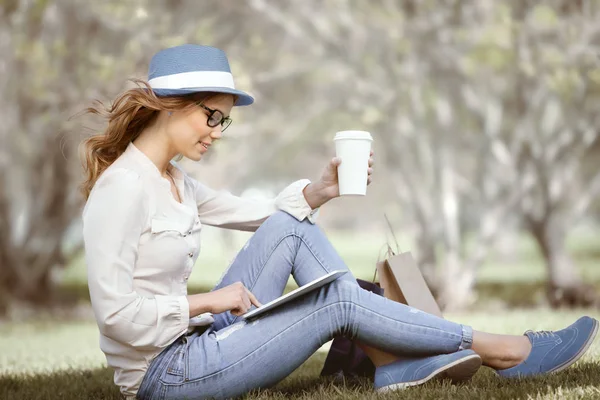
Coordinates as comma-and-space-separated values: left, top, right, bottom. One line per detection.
197, 103, 232, 132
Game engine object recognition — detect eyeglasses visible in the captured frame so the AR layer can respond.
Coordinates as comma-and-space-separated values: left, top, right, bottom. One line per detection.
197, 103, 232, 132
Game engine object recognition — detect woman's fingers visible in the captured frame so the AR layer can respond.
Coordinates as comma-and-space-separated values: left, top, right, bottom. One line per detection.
231, 290, 259, 316
232, 284, 251, 313
368, 150, 374, 185
241, 293, 251, 312
246, 288, 262, 308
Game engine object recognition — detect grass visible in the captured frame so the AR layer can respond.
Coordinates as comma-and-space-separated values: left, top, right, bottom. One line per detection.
2, 227, 600, 399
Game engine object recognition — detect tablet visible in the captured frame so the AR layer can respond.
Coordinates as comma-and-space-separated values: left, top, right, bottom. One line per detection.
242, 270, 348, 320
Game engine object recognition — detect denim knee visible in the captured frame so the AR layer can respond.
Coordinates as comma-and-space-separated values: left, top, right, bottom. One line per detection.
269, 210, 301, 222
323, 279, 361, 336
330, 279, 358, 297
264, 210, 303, 231
263, 210, 323, 241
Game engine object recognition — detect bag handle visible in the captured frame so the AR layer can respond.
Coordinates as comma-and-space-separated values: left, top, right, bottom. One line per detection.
373, 243, 390, 282
384, 213, 401, 255
373, 214, 402, 283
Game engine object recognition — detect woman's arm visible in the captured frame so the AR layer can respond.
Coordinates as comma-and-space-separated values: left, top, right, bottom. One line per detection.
193, 178, 320, 231
84, 169, 190, 349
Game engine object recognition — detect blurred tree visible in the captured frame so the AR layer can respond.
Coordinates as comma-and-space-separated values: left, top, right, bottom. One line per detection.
506, 1, 600, 306
0, 0, 180, 313
1, 0, 599, 314
232, 0, 524, 310
231, 0, 600, 310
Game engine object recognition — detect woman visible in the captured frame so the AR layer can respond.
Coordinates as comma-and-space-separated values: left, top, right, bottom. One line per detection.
81, 44, 598, 400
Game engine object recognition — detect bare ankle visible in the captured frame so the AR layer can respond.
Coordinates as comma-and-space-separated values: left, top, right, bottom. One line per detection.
472, 331, 531, 370
488, 336, 531, 370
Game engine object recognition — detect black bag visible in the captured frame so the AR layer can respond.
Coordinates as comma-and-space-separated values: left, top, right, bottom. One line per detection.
319, 279, 384, 382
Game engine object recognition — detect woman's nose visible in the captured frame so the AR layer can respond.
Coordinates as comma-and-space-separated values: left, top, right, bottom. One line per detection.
210, 128, 222, 140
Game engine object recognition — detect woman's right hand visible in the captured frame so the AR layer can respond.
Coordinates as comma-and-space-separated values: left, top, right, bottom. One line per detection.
206, 282, 262, 316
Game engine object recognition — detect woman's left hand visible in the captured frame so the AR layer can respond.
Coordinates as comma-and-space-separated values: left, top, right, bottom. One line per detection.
318, 150, 375, 199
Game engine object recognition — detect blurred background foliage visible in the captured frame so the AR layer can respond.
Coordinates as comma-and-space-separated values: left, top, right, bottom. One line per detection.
1, 0, 600, 318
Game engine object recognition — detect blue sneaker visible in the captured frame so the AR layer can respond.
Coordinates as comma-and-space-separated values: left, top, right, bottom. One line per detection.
496, 316, 599, 378
374, 349, 482, 392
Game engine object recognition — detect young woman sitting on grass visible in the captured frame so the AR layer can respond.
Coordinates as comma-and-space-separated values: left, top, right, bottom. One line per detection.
81, 44, 599, 400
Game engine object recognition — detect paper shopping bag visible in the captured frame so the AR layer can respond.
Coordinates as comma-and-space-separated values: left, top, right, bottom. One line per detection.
376, 252, 443, 318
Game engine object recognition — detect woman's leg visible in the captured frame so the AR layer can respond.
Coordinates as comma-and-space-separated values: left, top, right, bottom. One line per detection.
154, 212, 475, 398
209, 212, 468, 345
146, 211, 596, 400
208, 211, 532, 367
206, 211, 596, 374
210, 212, 414, 366
163, 277, 473, 399
209, 210, 361, 330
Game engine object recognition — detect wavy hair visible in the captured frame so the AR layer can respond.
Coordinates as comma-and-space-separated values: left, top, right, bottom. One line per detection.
79, 79, 226, 199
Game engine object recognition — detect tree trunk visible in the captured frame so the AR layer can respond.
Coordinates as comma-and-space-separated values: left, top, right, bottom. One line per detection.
0, 253, 15, 315
0, 172, 17, 315
529, 217, 598, 308
14, 259, 55, 304
437, 146, 476, 311
414, 230, 439, 296
0, 232, 66, 313
0, 125, 77, 315
438, 265, 476, 312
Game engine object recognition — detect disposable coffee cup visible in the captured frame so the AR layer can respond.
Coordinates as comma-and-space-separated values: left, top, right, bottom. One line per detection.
334, 130, 373, 196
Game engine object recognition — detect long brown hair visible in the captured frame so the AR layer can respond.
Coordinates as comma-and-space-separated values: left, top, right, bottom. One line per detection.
79, 79, 220, 199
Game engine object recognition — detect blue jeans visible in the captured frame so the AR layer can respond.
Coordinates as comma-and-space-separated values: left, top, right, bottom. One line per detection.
137, 211, 473, 400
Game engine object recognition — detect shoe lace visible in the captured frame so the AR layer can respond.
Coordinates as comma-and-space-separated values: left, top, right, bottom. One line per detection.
526, 330, 555, 338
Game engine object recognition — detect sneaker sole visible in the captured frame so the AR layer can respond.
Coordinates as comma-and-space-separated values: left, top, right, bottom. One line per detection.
376, 354, 482, 393
549, 317, 599, 374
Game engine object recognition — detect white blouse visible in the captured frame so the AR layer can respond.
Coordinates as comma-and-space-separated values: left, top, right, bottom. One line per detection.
82, 142, 319, 398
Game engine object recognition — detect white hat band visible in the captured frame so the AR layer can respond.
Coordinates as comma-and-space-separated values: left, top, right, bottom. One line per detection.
148, 71, 235, 90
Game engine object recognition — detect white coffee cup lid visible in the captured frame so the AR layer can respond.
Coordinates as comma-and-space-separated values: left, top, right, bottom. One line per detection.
334, 130, 373, 141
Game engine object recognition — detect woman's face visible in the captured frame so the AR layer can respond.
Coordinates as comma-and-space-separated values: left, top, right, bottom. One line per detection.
167, 94, 235, 161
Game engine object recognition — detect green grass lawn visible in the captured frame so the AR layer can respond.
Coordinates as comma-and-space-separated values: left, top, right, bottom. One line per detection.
2, 227, 600, 399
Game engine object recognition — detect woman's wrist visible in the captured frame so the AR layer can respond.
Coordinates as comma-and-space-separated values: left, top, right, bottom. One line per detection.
187, 293, 213, 317
303, 181, 334, 209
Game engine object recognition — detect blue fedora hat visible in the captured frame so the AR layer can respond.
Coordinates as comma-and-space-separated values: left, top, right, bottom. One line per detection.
147, 44, 254, 106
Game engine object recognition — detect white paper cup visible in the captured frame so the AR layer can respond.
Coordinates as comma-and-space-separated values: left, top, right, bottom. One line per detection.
334, 130, 373, 196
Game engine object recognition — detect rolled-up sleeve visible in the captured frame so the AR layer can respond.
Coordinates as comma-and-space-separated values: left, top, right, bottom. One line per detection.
194, 178, 319, 231
83, 168, 189, 350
